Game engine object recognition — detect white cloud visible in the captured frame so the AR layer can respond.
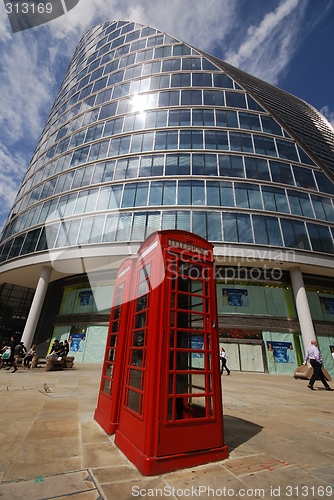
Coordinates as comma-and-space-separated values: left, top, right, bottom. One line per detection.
225, 0, 308, 85
319, 106, 334, 130
0, 144, 26, 228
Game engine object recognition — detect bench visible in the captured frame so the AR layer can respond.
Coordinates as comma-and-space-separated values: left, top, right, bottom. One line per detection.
31, 355, 75, 370
31, 356, 47, 369
14, 355, 25, 366
45, 356, 75, 371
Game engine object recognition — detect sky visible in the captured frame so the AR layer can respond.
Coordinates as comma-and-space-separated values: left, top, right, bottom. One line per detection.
0, 0, 333, 234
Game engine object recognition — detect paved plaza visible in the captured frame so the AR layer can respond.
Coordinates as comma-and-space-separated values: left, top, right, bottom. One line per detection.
0, 364, 333, 499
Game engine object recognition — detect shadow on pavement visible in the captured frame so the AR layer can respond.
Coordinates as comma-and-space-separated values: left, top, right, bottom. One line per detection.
223, 414, 263, 452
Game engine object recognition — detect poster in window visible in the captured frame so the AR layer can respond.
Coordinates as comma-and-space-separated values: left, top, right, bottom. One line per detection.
222, 288, 249, 306
266, 341, 296, 363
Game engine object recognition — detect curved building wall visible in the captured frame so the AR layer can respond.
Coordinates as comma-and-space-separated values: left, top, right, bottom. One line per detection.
0, 21, 333, 372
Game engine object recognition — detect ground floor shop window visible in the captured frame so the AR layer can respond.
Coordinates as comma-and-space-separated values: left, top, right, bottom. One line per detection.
51, 324, 108, 363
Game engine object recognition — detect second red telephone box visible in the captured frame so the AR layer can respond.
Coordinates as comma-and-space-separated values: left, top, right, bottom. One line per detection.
94, 257, 135, 434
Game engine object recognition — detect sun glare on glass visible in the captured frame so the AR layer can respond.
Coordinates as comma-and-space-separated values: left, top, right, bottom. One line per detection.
130, 94, 148, 113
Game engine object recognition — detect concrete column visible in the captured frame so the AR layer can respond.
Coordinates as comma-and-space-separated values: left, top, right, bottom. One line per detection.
289, 266, 316, 352
21, 266, 52, 348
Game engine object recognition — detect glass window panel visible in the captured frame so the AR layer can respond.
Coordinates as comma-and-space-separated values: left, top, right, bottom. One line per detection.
192, 212, 206, 238
178, 181, 191, 205
276, 140, 299, 162
142, 132, 154, 151
20, 229, 41, 255
245, 157, 270, 181
237, 214, 253, 243
192, 181, 205, 205
149, 181, 163, 205
314, 172, 334, 195
132, 213, 147, 240
89, 215, 105, 243
176, 210, 191, 231
220, 182, 234, 207
270, 161, 294, 185
97, 186, 111, 210
103, 214, 119, 242
311, 196, 326, 220
166, 131, 179, 150
77, 217, 93, 245
299, 196, 314, 218
122, 184, 136, 207
162, 211, 176, 230
109, 185, 122, 209
116, 213, 132, 241
163, 181, 177, 205
179, 131, 190, 150
207, 212, 222, 240
253, 136, 277, 156
310, 224, 334, 253
281, 219, 310, 250
266, 217, 283, 246
130, 134, 143, 153
206, 181, 220, 206
146, 212, 161, 236
135, 183, 149, 206
74, 191, 88, 214
225, 92, 246, 109
288, 191, 302, 216
223, 213, 238, 242
234, 183, 249, 208
253, 215, 269, 245
85, 189, 99, 212
192, 155, 205, 175
293, 166, 317, 190
213, 73, 233, 88
261, 116, 282, 135
239, 112, 261, 131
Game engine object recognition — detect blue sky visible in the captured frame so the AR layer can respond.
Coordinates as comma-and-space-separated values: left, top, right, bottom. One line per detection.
0, 0, 333, 233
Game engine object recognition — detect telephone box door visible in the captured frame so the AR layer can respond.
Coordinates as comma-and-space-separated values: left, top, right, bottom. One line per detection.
157, 247, 223, 456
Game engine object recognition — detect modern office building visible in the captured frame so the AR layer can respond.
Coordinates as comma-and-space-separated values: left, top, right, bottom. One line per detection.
0, 21, 334, 374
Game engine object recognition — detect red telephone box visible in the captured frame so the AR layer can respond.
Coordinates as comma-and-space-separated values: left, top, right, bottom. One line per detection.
114, 230, 228, 475
94, 257, 135, 434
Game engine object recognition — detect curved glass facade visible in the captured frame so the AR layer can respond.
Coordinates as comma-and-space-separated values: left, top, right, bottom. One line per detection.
1, 20, 334, 262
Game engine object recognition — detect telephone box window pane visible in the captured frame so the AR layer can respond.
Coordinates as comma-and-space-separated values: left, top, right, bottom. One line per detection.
129, 369, 142, 389
103, 379, 111, 394
127, 390, 140, 413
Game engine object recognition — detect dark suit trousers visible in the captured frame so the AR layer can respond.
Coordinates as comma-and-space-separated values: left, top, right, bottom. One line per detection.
309, 358, 329, 388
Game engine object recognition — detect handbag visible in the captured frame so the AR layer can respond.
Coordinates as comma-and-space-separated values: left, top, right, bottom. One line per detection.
1, 348, 11, 360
